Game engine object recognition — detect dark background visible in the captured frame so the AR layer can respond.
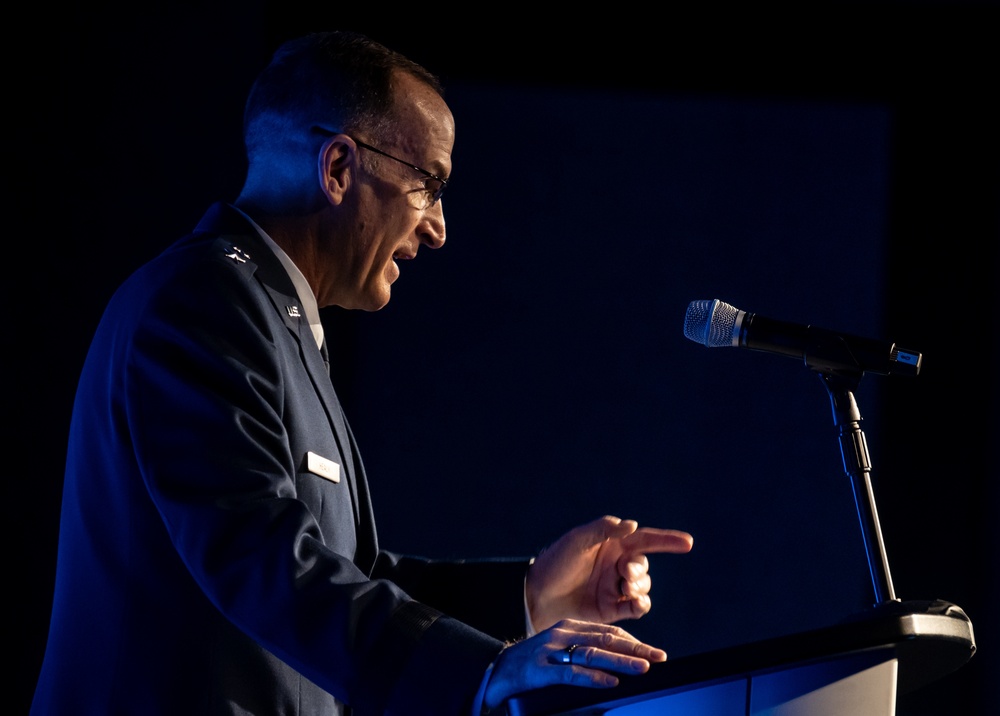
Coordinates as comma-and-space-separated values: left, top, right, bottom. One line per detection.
12, 3, 997, 714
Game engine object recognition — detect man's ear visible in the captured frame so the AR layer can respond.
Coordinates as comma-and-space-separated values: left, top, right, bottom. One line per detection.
318, 135, 355, 206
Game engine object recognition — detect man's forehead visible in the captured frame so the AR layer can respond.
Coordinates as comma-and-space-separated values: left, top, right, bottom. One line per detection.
391, 72, 452, 126
388, 75, 455, 172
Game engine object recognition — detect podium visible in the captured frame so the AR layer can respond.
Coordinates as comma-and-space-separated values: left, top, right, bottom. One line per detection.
508, 599, 975, 715
509, 311, 977, 714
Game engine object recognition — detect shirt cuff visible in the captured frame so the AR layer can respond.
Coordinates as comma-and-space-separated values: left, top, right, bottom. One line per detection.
523, 557, 537, 637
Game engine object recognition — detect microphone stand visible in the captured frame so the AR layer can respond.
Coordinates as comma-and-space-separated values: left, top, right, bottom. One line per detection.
818, 370, 898, 606
816, 368, 975, 696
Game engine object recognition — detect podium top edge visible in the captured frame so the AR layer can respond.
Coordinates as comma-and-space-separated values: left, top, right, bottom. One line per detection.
508, 600, 975, 716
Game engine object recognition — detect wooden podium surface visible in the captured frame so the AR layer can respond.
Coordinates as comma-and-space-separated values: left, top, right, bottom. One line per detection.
507, 599, 975, 716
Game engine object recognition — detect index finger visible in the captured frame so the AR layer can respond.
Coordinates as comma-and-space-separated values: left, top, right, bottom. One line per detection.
621, 527, 694, 555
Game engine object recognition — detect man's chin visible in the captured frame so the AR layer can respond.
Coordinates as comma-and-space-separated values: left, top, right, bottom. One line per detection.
363, 287, 392, 312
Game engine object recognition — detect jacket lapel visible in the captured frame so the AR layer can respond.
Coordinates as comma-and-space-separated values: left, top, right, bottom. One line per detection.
194, 204, 370, 548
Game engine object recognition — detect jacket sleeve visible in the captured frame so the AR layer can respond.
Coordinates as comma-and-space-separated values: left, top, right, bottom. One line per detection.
373, 552, 532, 644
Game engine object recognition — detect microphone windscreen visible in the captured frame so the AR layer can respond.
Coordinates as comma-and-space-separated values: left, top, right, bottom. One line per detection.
683, 299, 740, 347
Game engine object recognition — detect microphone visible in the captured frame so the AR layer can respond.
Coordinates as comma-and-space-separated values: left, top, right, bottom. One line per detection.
683, 299, 922, 377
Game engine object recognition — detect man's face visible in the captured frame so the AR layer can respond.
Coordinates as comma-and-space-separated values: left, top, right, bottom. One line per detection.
326, 71, 455, 311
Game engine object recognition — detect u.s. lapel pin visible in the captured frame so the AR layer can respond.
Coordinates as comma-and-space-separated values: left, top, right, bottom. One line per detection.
307, 451, 340, 483
286, 305, 301, 318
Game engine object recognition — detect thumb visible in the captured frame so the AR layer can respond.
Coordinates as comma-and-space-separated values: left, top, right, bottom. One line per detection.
596, 515, 638, 541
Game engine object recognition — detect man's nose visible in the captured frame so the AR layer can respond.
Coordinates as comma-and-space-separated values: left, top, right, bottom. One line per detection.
417, 200, 446, 249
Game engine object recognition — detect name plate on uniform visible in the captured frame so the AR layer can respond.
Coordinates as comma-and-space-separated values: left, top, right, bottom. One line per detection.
307, 451, 341, 483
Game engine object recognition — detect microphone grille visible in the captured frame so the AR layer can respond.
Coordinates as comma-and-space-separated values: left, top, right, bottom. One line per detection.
683, 299, 740, 347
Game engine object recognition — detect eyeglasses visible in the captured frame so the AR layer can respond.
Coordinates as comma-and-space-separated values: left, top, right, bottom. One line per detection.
314, 127, 448, 210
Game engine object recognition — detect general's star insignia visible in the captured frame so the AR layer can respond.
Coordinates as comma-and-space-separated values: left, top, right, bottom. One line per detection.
224, 244, 251, 263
